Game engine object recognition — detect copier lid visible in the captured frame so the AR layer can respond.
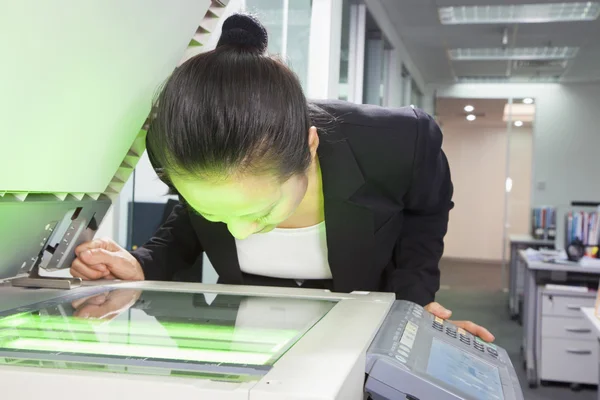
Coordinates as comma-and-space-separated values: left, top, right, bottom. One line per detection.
0, 287, 336, 380
0, 1, 208, 194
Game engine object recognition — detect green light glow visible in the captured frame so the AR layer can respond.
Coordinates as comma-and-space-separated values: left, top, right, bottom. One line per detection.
3, 338, 272, 365
0, 328, 275, 354
0, 314, 297, 345
0, 313, 30, 328
0, 290, 336, 378
0, 313, 301, 366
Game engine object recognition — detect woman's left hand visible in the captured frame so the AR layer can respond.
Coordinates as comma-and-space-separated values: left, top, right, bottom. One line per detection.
424, 302, 495, 343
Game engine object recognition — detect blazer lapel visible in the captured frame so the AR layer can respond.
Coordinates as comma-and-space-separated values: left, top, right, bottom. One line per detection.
319, 134, 379, 293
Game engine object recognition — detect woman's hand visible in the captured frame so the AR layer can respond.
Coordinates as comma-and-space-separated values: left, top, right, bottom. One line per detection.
425, 302, 495, 343
70, 238, 144, 281
71, 289, 142, 321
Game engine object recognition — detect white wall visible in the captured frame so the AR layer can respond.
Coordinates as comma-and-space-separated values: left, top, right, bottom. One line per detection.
442, 120, 533, 261
442, 123, 508, 261
434, 82, 600, 247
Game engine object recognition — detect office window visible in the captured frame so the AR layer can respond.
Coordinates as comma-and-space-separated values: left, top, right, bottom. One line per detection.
245, 0, 312, 90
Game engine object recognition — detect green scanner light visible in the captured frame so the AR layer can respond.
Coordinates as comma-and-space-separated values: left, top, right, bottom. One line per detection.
3, 338, 273, 366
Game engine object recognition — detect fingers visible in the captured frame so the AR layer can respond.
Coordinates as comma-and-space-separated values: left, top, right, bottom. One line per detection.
71, 293, 108, 309
78, 248, 120, 269
73, 303, 118, 321
452, 320, 496, 343
75, 237, 120, 256
72, 239, 143, 281
424, 302, 452, 319
70, 258, 110, 281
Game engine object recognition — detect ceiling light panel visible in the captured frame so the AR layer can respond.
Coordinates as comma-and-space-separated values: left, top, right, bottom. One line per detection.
439, 2, 600, 24
456, 75, 560, 83
449, 47, 579, 61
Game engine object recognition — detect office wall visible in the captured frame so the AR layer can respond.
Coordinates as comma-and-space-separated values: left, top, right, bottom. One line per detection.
434, 83, 600, 247
441, 123, 506, 261
442, 120, 534, 261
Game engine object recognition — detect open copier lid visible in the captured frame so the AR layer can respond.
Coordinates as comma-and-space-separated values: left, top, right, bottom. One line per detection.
0, 0, 217, 195
0, 0, 227, 284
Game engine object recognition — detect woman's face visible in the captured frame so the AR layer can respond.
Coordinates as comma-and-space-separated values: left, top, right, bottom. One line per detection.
171, 172, 309, 240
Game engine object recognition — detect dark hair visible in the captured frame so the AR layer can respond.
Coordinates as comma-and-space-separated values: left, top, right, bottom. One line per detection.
147, 13, 313, 184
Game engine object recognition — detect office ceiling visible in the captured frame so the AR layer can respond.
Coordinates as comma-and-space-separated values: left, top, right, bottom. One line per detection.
380, 0, 600, 84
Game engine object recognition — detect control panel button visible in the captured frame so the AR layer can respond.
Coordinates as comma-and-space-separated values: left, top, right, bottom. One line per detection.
395, 355, 407, 363
487, 348, 499, 357
400, 321, 419, 349
432, 317, 444, 332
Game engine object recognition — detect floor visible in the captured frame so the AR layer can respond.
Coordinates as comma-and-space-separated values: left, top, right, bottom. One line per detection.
438, 258, 597, 400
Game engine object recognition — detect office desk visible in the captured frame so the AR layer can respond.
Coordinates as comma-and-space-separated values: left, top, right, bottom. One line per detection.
522, 252, 600, 387
582, 307, 600, 400
508, 234, 554, 320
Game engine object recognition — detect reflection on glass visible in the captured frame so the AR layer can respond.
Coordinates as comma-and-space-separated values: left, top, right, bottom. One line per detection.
0, 289, 336, 378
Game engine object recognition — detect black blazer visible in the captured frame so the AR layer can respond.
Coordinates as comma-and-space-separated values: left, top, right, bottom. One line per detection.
132, 100, 453, 306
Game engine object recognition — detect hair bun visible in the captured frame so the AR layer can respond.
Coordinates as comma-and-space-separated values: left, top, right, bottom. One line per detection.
217, 13, 268, 53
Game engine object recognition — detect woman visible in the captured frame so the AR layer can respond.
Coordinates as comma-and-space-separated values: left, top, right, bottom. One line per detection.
72, 14, 493, 341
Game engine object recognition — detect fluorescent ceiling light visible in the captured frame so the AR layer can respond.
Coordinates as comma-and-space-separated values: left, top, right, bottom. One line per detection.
464, 105, 474, 112
457, 75, 560, 83
449, 47, 578, 61
439, 2, 600, 24
523, 98, 534, 104
466, 114, 476, 121
514, 120, 524, 127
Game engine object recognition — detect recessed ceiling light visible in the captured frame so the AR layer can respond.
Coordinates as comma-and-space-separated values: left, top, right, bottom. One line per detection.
439, 2, 600, 25
466, 114, 476, 122
410, 104, 415, 109
523, 98, 534, 104
514, 120, 524, 127
464, 105, 474, 112
449, 47, 579, 61
506, 177, 513, 193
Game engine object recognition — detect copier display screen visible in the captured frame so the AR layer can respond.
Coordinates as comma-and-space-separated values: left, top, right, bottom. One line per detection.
0, 288, 335, 378
426, 338, 504, 400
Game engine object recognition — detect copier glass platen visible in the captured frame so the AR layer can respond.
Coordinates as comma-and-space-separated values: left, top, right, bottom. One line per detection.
0, 284, 524, 400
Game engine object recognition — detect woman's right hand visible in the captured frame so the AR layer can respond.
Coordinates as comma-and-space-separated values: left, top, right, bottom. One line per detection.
70, 238, 145, 281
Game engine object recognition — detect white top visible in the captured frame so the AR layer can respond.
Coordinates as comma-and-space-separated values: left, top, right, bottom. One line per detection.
235, 222, 332, 282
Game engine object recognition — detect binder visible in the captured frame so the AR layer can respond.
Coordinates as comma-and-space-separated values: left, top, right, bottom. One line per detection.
564, 207, 600, 255
531, 206, 556, 240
